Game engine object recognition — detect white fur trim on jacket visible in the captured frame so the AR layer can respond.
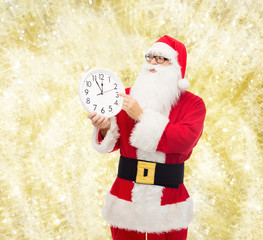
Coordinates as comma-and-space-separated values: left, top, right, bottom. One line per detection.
102, 192, 193, 233
130, 109, 169, 152
91, 117, 119, 154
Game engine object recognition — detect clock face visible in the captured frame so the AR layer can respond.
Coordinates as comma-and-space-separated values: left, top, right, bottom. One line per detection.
79, 68, 125, 118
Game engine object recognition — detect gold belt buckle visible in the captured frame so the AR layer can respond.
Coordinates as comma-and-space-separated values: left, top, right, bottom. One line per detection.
135, 161, 156, 185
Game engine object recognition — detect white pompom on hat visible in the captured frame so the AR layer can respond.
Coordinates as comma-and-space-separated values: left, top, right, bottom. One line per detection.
178, 77, 190, 90
146, 35, 190, 91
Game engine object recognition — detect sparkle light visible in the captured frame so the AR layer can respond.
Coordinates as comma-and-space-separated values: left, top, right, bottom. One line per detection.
0, 0, 262, 239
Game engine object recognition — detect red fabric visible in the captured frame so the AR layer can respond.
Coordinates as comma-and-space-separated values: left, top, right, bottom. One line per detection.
99, 87, 205, 234
156, 35, 187, 78
110, 177, 190, 204
111, 226, 188, 240
107, 88, 206, 207
156, 91, 206, 156
110, 177, 134, 202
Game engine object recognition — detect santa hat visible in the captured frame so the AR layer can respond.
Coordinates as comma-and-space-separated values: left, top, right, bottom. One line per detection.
145, 35, 190, 90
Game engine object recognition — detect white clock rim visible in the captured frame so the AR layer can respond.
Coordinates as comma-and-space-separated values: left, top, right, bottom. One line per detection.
79, 68, 125, 118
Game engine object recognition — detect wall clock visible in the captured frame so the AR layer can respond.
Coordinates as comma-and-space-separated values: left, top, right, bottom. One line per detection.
79, 68, 125, 118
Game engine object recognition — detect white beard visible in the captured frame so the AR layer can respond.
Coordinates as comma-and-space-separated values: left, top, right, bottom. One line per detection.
130, 63, 183, 115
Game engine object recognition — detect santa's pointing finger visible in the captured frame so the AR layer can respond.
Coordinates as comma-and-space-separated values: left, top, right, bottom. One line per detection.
119, 92, 143, 122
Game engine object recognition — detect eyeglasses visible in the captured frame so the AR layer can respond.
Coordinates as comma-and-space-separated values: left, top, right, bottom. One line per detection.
145, 55, 170, 64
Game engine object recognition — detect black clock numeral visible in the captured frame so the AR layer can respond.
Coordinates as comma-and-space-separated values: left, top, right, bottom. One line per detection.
114, 83, 118, 90
115, 92, 119, 98
114, 100, 118, 105
108, 76, 111, 83
93, 104, 97, 111
86, 81, 92, 87
101, 107, 105, 114
86, 98, 90, 104
99, 74, 104, 80
109, 105, 113, 112
85, 89, 89, 95
92, 75, 97, 81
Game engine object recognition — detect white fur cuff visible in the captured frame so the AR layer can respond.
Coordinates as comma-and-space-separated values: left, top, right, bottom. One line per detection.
91, 117, 119, 154
130, 109, 169, 152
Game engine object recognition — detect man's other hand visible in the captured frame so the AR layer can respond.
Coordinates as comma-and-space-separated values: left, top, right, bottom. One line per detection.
119, 93, 143, 122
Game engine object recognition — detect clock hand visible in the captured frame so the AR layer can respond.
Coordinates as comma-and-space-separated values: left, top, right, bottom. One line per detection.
95, 79, 102, 92
97, 88, 117, 95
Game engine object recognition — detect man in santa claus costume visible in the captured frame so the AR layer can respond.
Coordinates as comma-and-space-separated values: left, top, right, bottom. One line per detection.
88, 35, 206, 240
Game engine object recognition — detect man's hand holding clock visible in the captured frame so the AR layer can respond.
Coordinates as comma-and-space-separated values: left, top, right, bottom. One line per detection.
88, 112, 110, 138
79, 68, 143, 137
88, 94, 143, 137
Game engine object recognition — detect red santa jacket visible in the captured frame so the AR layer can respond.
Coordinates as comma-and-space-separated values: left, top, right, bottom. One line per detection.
91, 88, 206, 233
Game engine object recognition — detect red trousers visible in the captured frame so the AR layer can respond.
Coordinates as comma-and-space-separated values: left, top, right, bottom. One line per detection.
110, 227, 188, 240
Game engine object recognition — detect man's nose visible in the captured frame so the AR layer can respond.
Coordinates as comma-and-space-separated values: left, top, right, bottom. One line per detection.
150, 57, 158, 65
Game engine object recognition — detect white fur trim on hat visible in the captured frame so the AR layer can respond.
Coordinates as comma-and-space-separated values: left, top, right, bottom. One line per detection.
145, 42, 177, 61
178, 78, 190, 90
102, 192, 193, 233
91, 117, 119, 154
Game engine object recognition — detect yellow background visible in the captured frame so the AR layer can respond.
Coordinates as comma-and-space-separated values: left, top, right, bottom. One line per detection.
0, 0, 262, 239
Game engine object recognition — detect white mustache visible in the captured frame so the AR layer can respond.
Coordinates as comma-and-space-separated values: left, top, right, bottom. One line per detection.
144, 63, 163, 72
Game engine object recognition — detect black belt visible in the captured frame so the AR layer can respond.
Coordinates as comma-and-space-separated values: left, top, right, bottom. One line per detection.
117, 156, 184, 188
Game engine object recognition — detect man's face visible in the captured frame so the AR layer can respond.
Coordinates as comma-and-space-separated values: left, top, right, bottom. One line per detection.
145, 54, 171, 73
131, 53, 181, 113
